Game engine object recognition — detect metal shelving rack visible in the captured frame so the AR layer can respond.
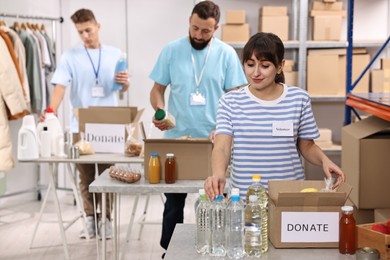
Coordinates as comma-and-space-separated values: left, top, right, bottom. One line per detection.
344, 0, 390, 124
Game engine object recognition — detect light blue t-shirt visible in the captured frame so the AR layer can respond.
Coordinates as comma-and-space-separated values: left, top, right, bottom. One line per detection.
150, 36, 247, 138
51, 44, 121, 132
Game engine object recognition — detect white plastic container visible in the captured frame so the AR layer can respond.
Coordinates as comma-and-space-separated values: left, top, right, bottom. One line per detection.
36, 112, 65, 157
17, 115, 39, 160
39, 126, 51, 157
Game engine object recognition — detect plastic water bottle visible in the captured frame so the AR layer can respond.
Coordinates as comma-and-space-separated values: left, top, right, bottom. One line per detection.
112, 52, 127, 91
226, 188, 245, 259
246, 175, 268, 253
245, 195, 262, 258
195, 189, 210, 254
210, 194, 226, 257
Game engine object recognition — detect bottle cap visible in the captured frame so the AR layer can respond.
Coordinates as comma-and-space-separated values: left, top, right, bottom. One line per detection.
252, 175, 261, 181
166, 153, 175, 157
341, 206, 353, 212
154, 109, 166, 121
46, 107, 54, 113
151, 152, 158, 157
214, 194, 223, 201
231, 188, 240, 196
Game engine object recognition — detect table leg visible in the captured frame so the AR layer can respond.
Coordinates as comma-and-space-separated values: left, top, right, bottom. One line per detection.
125, 194, 139, 242
102, 192, 106, 260
30, 172, 53, 248
48, 163, 70, 259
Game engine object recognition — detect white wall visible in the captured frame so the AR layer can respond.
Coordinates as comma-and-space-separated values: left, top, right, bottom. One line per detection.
1, 0, 389, 201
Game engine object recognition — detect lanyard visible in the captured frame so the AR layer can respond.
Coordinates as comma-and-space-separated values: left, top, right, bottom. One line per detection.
191, 38, 213, 94
85, 46, 101, 84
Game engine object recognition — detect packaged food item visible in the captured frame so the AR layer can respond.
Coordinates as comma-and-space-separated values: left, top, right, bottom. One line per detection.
74, 132, 94, 155
154, 109, 176, 129
108, 166, 141, 183
124, 123, 142, 157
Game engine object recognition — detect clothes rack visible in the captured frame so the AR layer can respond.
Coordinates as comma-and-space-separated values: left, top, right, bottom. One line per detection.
0, 12, 63, 201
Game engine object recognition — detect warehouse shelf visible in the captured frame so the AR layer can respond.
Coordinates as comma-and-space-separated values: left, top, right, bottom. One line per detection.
346, 92, 390, 121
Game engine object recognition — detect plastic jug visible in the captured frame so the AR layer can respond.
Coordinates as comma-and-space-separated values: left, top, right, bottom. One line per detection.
36, 111, 65, 157
17, 115, 39, 160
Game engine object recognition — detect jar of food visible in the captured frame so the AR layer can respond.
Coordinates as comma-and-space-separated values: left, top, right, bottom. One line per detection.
148, 152, 161, 184
165, 153, 176, 184
339, 205, 356, 254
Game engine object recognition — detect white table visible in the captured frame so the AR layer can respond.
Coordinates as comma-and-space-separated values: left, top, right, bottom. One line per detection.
165, 224, 356, 260
89, 170, 205, 260
19, 154, 144, 260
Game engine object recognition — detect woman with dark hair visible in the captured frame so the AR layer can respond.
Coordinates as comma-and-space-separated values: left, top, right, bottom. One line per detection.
204, 32, 345, 200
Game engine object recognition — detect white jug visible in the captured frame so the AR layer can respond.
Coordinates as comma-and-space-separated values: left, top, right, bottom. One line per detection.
37, 112, 65, 157
18, 115, 39, 160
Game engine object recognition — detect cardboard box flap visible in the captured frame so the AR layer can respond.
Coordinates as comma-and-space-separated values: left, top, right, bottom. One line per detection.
276, 192, 347, 206
343, 116, 390, 140
268, 180, 352, 206
144, 138, 211, 144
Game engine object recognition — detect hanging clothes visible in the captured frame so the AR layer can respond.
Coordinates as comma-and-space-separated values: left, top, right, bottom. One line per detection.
18, 27, 43, 113
1, 25, 31, 110
0, 29, 29, 120
0, 36, 28, 171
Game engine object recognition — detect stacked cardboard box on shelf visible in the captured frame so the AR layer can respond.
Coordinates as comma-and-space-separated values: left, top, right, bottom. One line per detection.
221, 10, 250, 42
371, 58, 390, 92
283, 59, 297, 86
307, 48, 370, 96
258, 6, 289, 41
310, 1, 346, 41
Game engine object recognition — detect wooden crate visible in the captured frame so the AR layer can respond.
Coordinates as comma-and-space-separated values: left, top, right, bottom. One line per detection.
357, 223, 390, 259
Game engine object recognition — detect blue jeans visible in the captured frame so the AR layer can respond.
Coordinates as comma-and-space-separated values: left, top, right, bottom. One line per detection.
160, 193, 187, 250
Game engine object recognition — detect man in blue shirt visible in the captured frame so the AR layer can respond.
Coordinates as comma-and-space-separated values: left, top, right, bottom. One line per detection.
149, 1, 247, 255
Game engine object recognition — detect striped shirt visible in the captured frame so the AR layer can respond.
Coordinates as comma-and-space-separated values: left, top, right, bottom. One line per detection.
216, 84, 320, 200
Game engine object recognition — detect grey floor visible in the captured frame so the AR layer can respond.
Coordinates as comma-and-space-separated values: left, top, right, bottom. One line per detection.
0, 191, 197, 260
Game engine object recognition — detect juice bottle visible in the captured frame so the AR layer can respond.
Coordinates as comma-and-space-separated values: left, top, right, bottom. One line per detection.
164, 153, 176, 184
339, 206, 356, 254
148, 152, 160, 184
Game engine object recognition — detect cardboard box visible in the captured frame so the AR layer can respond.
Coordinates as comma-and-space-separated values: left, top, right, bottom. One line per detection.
312, 15, 342, 41
284, 71, 298, 86
307, 49, 370, 96
357, 223, 390, 259
144, 138, 212, 180
314, 128, 333, 148
371, 69, 385, 92
78, 106, 143, 153
261, 6, 288, 16
226, 10, 246, 24
259, 16, 289, 41
284, 59, 295, 72
310, 10, 346, 17
221, 24, 250, 42
268, 180, 352, 248
375, 209, 390, 222
342, 116, 390, 209
312, 1, 343, 11
323, 0, 336, 2
382, 58, 390, 69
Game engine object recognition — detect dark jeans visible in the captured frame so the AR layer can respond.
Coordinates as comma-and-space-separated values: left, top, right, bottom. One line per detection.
160, 193, 187, 250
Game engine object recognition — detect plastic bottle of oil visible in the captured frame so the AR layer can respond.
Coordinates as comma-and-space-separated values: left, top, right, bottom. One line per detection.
245, 175, 268, 253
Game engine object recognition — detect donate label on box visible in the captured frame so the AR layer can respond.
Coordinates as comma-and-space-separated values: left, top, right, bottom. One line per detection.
85, 123, 125, 153
281, 212, 339, 243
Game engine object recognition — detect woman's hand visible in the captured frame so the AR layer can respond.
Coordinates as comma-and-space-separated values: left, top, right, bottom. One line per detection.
204, 175, 226, 200
322, 157, 345, 189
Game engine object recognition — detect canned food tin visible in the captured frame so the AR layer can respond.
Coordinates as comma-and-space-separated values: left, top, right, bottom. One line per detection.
356, 247, 380, 260
69, 145, 80, 159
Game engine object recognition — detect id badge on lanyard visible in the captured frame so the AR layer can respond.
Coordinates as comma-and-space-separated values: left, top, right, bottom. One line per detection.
190, 38, 213, 107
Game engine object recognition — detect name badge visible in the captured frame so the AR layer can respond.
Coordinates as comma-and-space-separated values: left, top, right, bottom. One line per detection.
272, 121, 293, 136
92, 86, 105, 97
190, 92, 206, 106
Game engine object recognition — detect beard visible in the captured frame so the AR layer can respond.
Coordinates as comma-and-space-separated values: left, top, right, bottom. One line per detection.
189, 32, 212, 50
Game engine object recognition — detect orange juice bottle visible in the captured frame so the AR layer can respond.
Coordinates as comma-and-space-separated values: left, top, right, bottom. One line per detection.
148, 152, 161, 184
